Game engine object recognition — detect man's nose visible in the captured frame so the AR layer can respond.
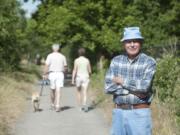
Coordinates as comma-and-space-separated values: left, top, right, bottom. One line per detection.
130, 41, 135, 46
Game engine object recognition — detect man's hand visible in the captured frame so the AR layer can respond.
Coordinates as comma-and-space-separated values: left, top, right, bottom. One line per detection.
64, 66, 68, 73
134, 93, 147, 98
42, 74, 48, 80
130, 91, 148, 98
112, 76, 123, 85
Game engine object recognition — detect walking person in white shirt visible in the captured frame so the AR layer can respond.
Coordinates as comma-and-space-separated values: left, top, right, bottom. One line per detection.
72, 48, 92, 112
43, 44, 67, 112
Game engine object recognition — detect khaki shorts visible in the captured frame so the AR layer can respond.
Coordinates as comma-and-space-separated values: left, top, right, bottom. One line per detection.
76, 76, 89, 88
48, 72, 64, 89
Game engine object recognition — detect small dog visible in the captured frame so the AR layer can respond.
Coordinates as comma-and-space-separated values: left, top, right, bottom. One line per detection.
31, 92, 40, 112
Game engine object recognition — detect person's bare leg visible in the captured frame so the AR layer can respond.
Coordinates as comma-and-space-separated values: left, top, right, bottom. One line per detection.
82, 86, 87, 106
76, 86, 82, 105
82, 84, 89, 112
55, 87, 61, 111
50, 89, 55, 109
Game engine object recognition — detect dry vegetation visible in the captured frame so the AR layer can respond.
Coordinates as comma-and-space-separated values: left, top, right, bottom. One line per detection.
89, 71, 179, 135
151, 99, 178, 135
0, 71, 38, 135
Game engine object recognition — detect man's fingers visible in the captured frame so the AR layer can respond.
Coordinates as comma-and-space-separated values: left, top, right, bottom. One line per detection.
135, 93, 147, 98
113, 77, 119, 82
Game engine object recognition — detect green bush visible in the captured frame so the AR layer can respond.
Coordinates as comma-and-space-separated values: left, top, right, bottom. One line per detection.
153, 53, 180, 128
154, 54, 180, 101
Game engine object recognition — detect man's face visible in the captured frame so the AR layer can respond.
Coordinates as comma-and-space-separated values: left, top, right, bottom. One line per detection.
123, 39, 142, 59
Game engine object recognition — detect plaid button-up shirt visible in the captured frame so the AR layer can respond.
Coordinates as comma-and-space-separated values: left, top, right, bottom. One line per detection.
105, 53, 156, 104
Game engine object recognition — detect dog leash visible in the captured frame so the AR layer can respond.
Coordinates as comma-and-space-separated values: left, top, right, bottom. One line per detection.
39, 79, 48, 96
39, 79, 50, 96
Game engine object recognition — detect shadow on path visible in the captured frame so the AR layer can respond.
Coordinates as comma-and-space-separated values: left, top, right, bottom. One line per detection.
60, 106, 74, 112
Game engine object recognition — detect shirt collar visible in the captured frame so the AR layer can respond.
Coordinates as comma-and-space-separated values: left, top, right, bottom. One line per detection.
125, 52, 142, 63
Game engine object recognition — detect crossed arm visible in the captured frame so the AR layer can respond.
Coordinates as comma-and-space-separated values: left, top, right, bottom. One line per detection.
105, 60, 156, 97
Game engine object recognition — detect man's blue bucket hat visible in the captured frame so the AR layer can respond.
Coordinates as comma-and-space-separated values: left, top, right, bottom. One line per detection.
121, 27, 144, 42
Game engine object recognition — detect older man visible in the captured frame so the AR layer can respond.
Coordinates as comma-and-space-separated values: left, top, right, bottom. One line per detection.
43, 44, 67, 112
105, 27, 156, 135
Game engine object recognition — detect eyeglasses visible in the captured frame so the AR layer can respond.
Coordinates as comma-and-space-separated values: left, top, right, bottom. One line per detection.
123, 39, 142, 44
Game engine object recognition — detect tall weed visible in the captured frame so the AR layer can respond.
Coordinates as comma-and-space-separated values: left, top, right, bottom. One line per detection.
0, 66, 39, 135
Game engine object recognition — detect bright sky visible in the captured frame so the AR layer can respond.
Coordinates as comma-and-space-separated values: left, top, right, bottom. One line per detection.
20, 0, 41, 18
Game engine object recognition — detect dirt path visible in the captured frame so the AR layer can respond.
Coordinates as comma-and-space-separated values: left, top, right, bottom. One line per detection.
12, 83, 110, 135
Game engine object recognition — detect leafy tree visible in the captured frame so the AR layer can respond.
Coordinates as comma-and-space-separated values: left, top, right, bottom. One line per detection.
23, 0, 179, 71
0, 0, 27, 71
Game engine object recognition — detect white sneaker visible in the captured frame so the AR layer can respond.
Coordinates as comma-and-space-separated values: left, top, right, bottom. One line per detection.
55, 107, 61, 112
55, 105, 61, 112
